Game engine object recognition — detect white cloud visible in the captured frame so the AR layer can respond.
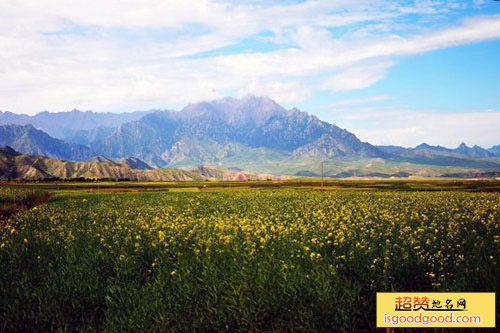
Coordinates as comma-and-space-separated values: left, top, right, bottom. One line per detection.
331, 106, 500, 147
334, 95, 394, 106
238, 80, 313, 104
0, 1, 499, 114
320, 62, 394, 93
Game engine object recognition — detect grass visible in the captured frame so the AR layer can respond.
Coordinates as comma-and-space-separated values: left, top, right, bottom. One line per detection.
2, 178, 500, 192
0, 181, 498, 331
0, 188, 49, 223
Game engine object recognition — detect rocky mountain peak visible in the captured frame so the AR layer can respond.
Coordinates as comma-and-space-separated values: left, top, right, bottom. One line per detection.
415, 142, 432, 149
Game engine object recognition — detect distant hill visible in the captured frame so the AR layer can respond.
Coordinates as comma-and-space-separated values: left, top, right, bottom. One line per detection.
116, 157, 153, 170
441, 171, 500, 178
194, 166, 278, 181
90, 155, 153, 170
377, 142, 500, 169
0, 147, 282, 181
489, 145, 500, 155
66, 127, 116, 146
2, 146, 499, 180
0, 146, 205, 181
0, 109, 155, 139
0, 124, 95, 161
378, 142, 495, 158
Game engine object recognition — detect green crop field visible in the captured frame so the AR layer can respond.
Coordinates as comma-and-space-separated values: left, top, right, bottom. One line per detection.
0, 183, 499, 331
0, 188, 49, 223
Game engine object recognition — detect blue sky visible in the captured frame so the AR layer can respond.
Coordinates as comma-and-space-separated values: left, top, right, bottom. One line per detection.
1, 0, 500, 147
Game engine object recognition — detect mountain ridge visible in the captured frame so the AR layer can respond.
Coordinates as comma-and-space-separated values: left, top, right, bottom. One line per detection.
377, 142, 498, 159
0, 146, 206, 181
0, 124, 95, 161
0, 109, 156, 139
0, 146, 282, 181
0, 96, 499, 175
88, 96, 383, 167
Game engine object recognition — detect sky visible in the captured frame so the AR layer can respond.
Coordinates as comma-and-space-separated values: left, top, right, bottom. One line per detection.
1, 0, 500, 147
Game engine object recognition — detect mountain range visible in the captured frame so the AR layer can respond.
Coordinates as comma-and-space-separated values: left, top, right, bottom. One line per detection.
0, 124, 94, 161
0, 146, 278, 181
1, 96, 499, 178
0, 109, 152, 139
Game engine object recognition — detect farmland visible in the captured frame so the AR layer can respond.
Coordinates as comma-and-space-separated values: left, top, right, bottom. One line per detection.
0, 181, 499, 331
0, 188, 49, 223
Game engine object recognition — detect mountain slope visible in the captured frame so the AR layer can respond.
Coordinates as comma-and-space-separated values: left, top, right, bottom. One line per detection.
0, 146, 205, 181
66, 126, 116, 146
116, 157, 153, 170
378, 142, 496, 159
453, 143, 495, 158
90, 96, 383, 167
377, 142, 500, 169
2, 97, 498, 175
487, 145, 500, 156
0, 124, 94, 161
0, 109, 154, 139
0, 146, 282, 181
90, 155, 153, 170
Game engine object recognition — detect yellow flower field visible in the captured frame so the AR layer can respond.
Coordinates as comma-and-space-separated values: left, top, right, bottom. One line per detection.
0, 188, 499, 331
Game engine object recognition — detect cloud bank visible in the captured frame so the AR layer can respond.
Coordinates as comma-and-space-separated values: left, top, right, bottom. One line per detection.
0, 0, 499, 146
